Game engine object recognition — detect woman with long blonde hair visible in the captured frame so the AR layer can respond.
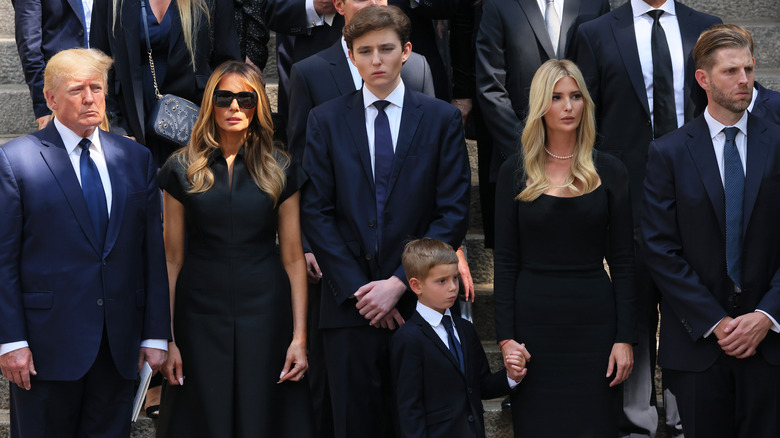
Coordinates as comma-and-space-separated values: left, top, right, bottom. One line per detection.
493, 59, 636, 437
155, 61, 314, 437
91, 0, 241, 169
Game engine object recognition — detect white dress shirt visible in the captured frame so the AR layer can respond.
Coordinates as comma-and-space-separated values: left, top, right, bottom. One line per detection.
632, 0, 685, 132
82, 0, 94, 46
341, 37, 363, 91
305, 0, 335, 27
416, 301, 520, 387
701, 108, 780, 336
0, 119, 167, 356
363, 81, 405, 178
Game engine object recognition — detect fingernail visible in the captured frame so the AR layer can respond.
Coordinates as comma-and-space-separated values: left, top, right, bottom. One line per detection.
178, 377, 184, 386
279, 371, 286, 379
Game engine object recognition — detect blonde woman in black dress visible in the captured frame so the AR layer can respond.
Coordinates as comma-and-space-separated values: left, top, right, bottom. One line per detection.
156, 61, 313, 437
494, 59, 636, 437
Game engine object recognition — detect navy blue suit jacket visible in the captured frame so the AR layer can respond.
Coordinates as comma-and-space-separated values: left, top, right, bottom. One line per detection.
301, 89, 470, 328
752, 82, 780, 125
574, 1, 721, 219
0, 123, 170, 381
391, 311, 511, 438
642, 114, 780, 372
13, 0, 92, 118
287, 40, 435, 164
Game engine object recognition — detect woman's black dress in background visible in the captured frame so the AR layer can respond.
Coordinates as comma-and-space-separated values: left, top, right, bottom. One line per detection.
494, 153, 636, 437
155, 149, 314, 437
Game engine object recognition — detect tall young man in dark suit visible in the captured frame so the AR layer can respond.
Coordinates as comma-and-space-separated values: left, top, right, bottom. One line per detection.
574, 2, 720, 435
642, 25, 780, 438
301, 6, 470, 437
13, 0, 95, 129
0, 48, 170, 438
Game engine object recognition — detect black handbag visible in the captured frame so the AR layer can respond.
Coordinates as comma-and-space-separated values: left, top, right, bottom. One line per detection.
141, 0, 199, 147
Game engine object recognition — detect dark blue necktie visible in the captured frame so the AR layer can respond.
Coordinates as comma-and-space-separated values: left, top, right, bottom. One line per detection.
373, 100, 394, 252
723, 127, 743, 288
441, 315, 465, 374
79, 138, 108, 248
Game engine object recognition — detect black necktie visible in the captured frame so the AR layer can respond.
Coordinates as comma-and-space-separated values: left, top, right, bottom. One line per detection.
723, 127, 744, 288
79, 138, 108, 247
647, 10, 677, 138
373, 100, 394, 252
441, 315, 465, 373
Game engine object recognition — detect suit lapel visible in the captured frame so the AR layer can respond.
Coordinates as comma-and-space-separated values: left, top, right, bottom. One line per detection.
325, 42, 358, 95
412, 313, 466, 378
611, 4, 650, 118
37, 125, 102, 253
516, 0, 556, 59
385, 89, 422, 201
743, 115, 769, 233
685, 117, 726, 236
67, 0, 86, 28
558, 0, 581, 56
343, 92, 375, 190
677, 3, 699, 120
101, 132, 127, 257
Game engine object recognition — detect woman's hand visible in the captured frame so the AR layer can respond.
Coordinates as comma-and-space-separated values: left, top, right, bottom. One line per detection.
607, 342, 633, 387
163, 341, 185, 386
499, 339, 531, 370
279, 339, 308, 383
456, 248, 474, 302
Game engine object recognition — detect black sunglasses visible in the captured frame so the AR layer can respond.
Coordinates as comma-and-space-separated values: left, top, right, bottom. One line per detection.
213, 90, 258, 109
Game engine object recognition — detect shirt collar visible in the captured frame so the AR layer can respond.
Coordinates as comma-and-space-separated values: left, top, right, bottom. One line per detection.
362, 80, 405, 111
703, 106, 749, 139
747, 84, 759, 112
632, 0, 676, 18
416, 300, 454, 327
53, 117, 102, 156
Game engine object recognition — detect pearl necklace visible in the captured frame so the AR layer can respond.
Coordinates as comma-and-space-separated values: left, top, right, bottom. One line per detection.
544, 147, 575, 160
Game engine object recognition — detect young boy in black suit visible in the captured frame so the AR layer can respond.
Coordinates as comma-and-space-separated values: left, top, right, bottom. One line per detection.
391, 238, 528, 438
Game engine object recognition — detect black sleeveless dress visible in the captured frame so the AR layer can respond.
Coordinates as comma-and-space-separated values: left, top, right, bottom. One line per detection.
494, 152, 636, 437
156, 148, 314, 437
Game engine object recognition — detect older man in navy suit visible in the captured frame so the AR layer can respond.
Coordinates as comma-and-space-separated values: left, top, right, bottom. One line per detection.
0, 48, 170, 438
301, 6, 470, 437
13, 0, 95, 129
642, 25, 780, 438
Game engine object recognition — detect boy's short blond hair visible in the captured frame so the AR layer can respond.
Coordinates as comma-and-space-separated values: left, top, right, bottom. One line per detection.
402, 238, 459, 281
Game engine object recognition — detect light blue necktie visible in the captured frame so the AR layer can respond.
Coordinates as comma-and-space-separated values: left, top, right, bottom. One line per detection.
723, 127, 743, 287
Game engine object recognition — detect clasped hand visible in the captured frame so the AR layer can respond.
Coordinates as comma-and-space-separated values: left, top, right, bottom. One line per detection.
499, 340, 531, 382
714, 312, 773, 358
354, 277, 406, 329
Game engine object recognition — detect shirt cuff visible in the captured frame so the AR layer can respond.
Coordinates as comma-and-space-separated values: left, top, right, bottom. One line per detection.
0, 341, 29, 356
507, 374, 521, 388
756, 310, 780, 333
305, 0, 323, 27
703, 317, 724, 338
141, 339, 169, 351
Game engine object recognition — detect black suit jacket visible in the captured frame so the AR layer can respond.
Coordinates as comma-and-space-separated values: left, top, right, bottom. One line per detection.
642, 114, 780, 372
391, 311, 512, 438
13, 0, 94, 118
752, 82, 780, 125
476, 0, 609, 178
91, 0, 240, 141
301, 89, 470, 328
287, 40, 435, 164
574, 1, 720, 219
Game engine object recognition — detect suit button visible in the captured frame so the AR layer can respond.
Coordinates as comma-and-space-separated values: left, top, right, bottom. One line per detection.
365, 254, 372, 260
97, 299, 103, 306
467, 415, 474, 422
102, 260, 107, 266
368, 221, 375, 227
467, 387, 473, 394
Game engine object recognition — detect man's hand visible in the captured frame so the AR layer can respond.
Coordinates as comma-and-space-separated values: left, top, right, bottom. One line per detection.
0, 347, 37, 390
451, 98, 472, 126
718, 312, 773, 358
354, 276, 406, 327
139, 347, 168, 375
456, 248, 474, 302
162, 342, 184, 385
305, 252, 322, 284
606, 342, 633, 387
377, 308, 405, 330
36, 115, 52, 130
314, 0, 336, 15
712, 316, 735, 340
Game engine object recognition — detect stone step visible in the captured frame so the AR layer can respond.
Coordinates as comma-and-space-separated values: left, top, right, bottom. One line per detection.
472, 284, 496, 342
0, 408, 157, 438
464, 233, 493, 285
736, 20, 780, 69
1, 376, 7, 410
0, 84, 35, 135
0, 38, 23, 86
483, 398, 514, 438
0, 0, 13, 37
756, 68, 780, 90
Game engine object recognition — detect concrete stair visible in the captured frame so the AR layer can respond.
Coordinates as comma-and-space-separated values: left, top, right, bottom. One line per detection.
2, 0, 780, 437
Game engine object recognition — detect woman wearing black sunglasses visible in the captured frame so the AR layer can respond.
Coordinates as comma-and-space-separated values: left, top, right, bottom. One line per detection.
155, 61, 314, 437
